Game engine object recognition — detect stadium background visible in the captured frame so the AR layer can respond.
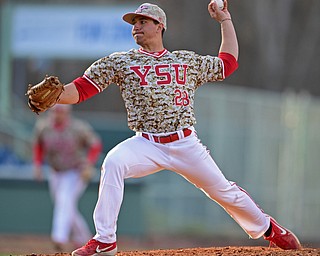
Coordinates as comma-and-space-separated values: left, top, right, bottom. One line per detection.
0, 0, 320, 254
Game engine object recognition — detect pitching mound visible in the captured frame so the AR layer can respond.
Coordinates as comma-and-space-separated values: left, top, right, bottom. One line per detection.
26, 246, 320, 256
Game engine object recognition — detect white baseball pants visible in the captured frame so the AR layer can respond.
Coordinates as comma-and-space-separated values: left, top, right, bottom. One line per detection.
93, 128, 270, 243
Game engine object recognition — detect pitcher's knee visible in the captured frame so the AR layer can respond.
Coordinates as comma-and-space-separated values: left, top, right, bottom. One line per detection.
101, 153, 127, 181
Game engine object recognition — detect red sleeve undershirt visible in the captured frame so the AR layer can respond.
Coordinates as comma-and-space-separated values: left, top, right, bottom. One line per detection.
73, 76, 100, 103
218, 52, 239, 78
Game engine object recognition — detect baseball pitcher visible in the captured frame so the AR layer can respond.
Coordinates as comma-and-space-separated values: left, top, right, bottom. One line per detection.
26, 1, 301, 255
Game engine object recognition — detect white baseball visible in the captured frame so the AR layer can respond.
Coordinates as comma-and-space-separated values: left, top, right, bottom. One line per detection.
213, 0, 224, 10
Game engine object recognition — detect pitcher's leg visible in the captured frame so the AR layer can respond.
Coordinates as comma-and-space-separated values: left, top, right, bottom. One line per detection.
93, 136, 165, 243
201, 179, 270, 238
92, 165, 124, 243
201, 174, 300, 249
171, 137, 269, 239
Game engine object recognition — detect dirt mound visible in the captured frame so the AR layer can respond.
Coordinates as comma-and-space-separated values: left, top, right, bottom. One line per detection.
26, 246, 320, 256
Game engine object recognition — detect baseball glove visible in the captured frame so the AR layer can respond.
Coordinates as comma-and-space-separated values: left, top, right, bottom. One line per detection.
26, 75, 64, 114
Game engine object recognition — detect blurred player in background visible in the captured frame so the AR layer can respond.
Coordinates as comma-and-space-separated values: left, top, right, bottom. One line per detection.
32, 104, 102, 251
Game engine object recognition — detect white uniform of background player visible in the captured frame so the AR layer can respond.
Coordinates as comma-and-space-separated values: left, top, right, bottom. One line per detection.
38, 1, 301, 255
33, 105, 102, 251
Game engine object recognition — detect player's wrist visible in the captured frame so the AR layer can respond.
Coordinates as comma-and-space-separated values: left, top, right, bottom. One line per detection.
220, 18, 232, 24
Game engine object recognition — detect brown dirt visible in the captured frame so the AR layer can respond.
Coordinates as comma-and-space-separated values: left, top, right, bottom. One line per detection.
1, 235, 319, 256
24, 247, 320, 256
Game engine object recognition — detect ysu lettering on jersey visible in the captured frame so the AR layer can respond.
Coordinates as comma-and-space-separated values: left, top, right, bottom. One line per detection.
130, 64, 190, 107
130, 64, 188, 86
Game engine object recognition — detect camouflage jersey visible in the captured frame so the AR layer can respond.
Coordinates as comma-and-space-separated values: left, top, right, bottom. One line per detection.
84, 48, 224, 133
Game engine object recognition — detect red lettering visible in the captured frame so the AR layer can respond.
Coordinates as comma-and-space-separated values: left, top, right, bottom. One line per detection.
174, 89, 182, 106
174, 89, 190, 106
172, 64, 188, 85
130, 65, 152, 86
181, 90, 190, 106
130, 64, 188, 86
155, 64, 171, 85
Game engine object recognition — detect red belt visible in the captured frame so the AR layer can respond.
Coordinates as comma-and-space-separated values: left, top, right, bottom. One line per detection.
142, 128, 192, 144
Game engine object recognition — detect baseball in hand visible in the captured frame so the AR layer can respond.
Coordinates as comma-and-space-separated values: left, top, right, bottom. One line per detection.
213, 0, 224, 10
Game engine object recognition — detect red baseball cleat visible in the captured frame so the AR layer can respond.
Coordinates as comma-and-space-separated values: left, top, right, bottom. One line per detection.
71, 239, 117, 256
264, 217, 301, 250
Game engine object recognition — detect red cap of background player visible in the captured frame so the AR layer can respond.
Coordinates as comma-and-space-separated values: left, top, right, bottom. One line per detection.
122, 3, 167, 30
